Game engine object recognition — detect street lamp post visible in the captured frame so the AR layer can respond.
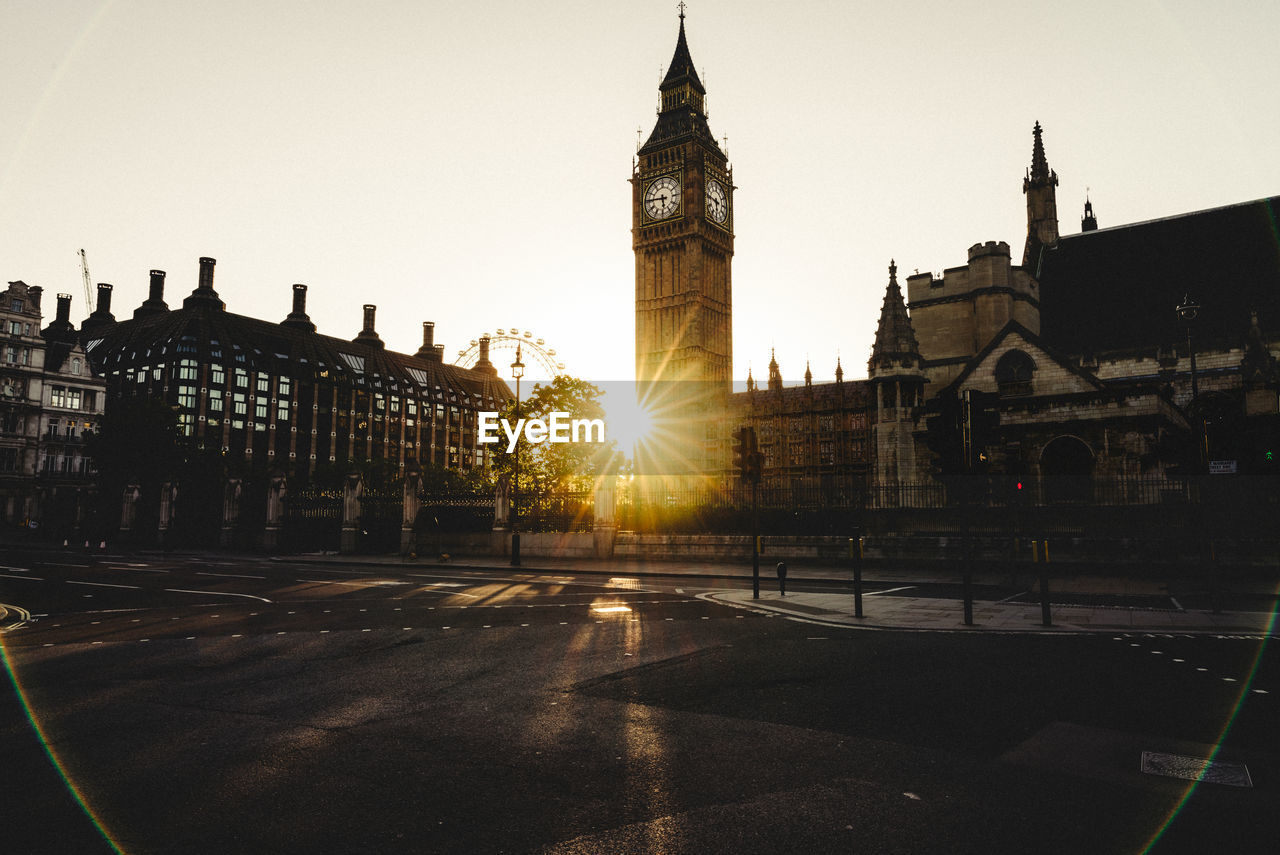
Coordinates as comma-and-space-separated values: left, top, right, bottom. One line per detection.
1176, 294, 1202, 414
1176, 294, 1215, 609
1176, 293, 1207, 471
510, 345, 524, 567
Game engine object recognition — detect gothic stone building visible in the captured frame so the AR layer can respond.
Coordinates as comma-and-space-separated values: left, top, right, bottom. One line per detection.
880, 124, 1280, 503
633, 13, 872, 493
634, 14, 1278, 510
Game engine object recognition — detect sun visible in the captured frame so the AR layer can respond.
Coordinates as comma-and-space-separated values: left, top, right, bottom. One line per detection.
601, 387, 656, 460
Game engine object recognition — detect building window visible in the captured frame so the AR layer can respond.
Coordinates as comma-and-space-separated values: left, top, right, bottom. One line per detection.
257, 375, 270, 393
0, 447, 18, 471
277, 402, 289, 421
10, 299, 22, 311
209, 394, 224, 412
3, 346, 14, 363
50, 386, 66, 408
67, 389, 82, 410
9, 321, 20, 335
211, 364, 226, 385
994, 350, 1036, 397
278, 377, 291, 396
235, 369, 249, 388
72, 358, 82, 375
178, 359, 198, 381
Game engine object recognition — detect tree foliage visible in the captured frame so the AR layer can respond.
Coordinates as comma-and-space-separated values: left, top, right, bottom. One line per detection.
489, 375, 620, 500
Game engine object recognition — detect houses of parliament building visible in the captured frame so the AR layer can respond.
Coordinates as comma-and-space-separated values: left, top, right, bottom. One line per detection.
633, 12, 1280, 506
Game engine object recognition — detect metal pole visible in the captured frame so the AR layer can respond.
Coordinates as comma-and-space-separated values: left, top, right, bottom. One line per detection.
751, 481, 759, 599
851, 535, 864, 618
511, 372, 521, 567
962, 510, 974, 626
1037, 541, 1052, 626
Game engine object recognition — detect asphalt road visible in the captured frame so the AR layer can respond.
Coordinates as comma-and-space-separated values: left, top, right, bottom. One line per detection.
1, 554, 1276, 854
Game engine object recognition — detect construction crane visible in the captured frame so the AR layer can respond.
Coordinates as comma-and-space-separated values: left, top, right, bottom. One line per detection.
78, 248, 93, 313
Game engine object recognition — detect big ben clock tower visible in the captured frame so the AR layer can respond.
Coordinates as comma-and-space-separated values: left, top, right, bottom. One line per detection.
633, 8, 734, 476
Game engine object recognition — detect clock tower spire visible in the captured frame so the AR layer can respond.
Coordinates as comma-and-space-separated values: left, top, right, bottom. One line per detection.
634, 8, 734, 476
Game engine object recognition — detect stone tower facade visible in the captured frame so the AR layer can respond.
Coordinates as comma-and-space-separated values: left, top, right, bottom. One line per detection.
1022, 121, 1060, 268
867, 262, 927, 495
633, 11, 734, 474
905, 240, 1041, 391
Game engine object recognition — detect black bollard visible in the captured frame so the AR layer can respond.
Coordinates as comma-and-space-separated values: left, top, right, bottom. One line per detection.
776, 561, 787, 596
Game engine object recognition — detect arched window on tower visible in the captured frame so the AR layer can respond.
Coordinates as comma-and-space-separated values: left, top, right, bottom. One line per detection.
994, 350, 1036, 397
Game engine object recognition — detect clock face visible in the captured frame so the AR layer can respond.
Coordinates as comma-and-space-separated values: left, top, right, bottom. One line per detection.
643, 175, 681, 220
705, 179, 728, 224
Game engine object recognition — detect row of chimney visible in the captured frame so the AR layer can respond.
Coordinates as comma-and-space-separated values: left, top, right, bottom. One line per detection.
69, 256, 479, 365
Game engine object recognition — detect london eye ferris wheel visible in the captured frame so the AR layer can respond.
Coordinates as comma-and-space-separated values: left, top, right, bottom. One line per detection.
453, 329, 566, 380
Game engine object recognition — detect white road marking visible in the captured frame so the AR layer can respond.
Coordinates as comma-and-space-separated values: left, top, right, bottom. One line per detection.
866, 586, 918, 597
68, 580, 139, 590
164, 588, 272, 603
0, 573, 43, 581
197, 571, 267, 580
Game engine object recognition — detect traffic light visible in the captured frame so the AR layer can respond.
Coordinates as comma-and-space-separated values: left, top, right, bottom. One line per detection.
964, 389, 1000, 473
733, 426, 762, 484
924, 392, 964, 477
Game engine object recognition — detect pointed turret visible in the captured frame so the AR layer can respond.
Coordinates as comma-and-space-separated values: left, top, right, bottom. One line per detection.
835, 357, 844, 384
639, 10, 722, 157
746, 367, 756, 392
660, 8, 704, 95
767, 348, 782, 393
867, 261, 926, 493
1081, 197, 1098, 232
804, 360, 812, 388
1022, 121, 1060, 267
867, 261, 922, 378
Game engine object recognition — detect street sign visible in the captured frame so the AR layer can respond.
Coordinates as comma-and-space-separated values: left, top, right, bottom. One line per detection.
1208, 460, 1237, 475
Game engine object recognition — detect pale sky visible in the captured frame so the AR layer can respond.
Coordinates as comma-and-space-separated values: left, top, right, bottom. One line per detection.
3, 0, 1278, 388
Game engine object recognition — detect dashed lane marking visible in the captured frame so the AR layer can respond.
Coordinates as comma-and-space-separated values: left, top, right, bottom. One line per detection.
196, 571, 267, 580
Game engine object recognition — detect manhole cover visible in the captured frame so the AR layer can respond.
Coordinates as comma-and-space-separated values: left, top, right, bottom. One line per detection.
1140, 751, 1252, 788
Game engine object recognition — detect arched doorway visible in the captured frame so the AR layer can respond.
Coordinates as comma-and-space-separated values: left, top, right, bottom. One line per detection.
1040, 436, 1094, 503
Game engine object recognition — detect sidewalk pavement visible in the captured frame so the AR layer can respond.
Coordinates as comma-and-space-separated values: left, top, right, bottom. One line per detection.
285, 552, 1280, 637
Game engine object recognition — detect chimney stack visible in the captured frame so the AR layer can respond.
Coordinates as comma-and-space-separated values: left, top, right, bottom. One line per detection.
353, 303, 385, 348
149, 269, 166, 303
282, 283, 316, 331
198, 257, 215, 292
416, 322, 440, 359
183, 256, 225, 310
28, 286, 42, 311
134, 270, 170, 318
433, 344, 445, 361
95, 282, 114, 317
41, 291, 78, 341
474, 335, 497, 375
